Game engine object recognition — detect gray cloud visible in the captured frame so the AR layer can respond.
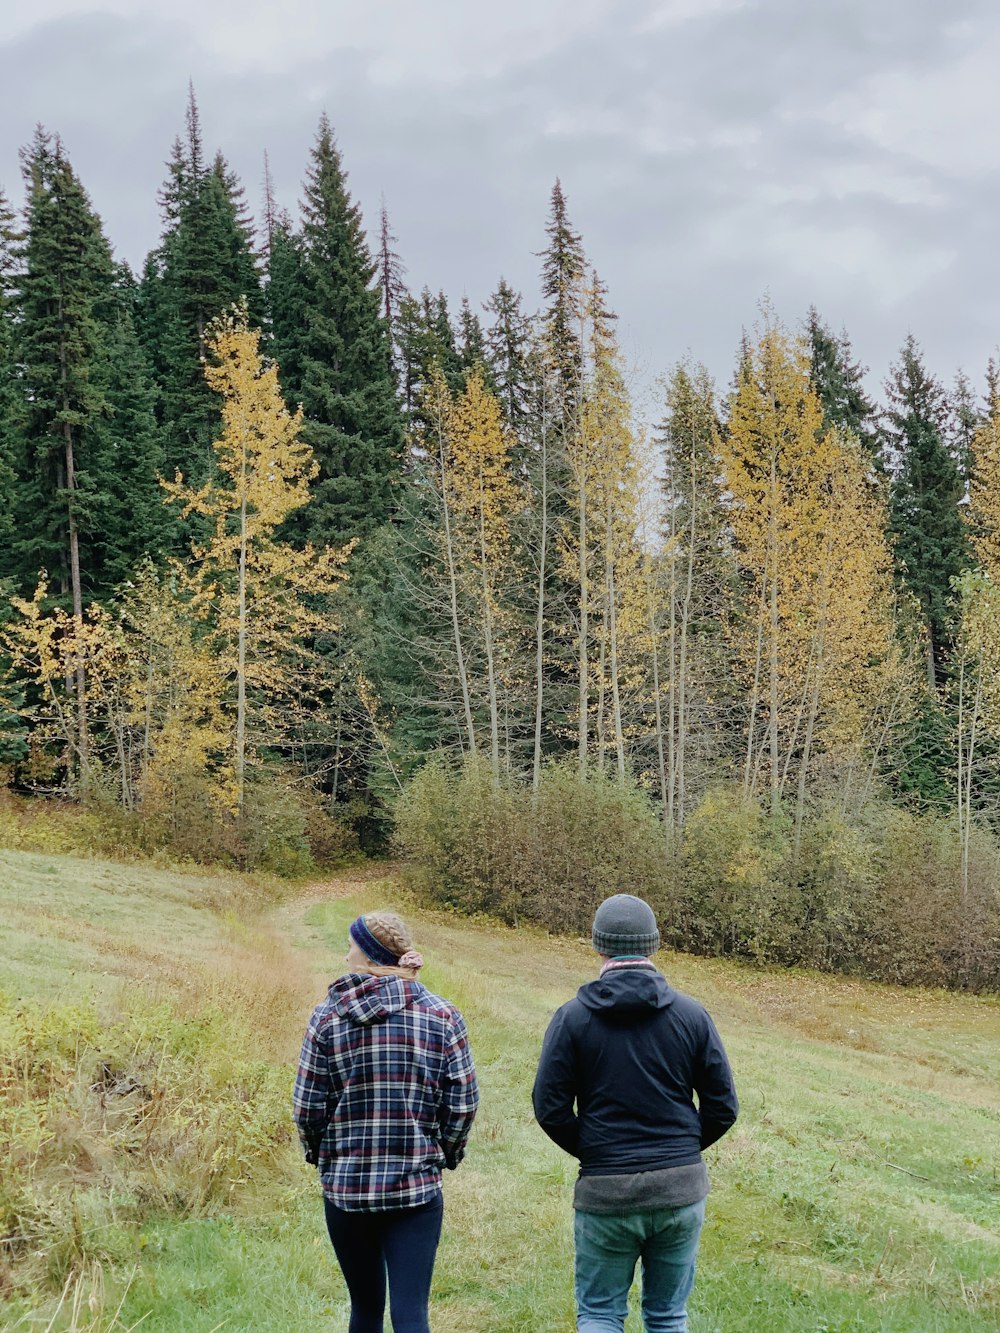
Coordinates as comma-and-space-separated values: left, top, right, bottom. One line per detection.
3, 0, 1000, 413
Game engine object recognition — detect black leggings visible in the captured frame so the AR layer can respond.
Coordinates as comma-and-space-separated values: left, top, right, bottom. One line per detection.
323, 1193, 444, 1333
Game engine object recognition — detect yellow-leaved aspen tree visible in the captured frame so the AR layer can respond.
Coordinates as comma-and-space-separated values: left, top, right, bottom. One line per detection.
116, 562, 228, 827
446, 367, 521, 778
954, 573, 1000, 901
531, 370, 553, 793
420, 367, 477, 755
719, 327, 831, 812
955, 395, 1000, 897
787, 434, 895, 846
162, 307, 349, 813
2, 580, 116, 786
969, 391, 1000, 575
559, 274, 647, 783
589, 369, 642, 781
718, 323, 894, 826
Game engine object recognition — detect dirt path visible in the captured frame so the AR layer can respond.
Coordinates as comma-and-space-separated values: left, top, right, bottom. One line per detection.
263, 864, 396, 1043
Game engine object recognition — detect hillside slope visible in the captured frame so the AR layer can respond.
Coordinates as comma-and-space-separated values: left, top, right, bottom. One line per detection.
1, 850, 998, 1330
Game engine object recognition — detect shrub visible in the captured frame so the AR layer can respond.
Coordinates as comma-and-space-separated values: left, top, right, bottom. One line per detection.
395, 756, 671, 932
859, 806, 1000, 989
396, 764, 1000, 990
675, 786, 796, 962
0, 989, 295, 1297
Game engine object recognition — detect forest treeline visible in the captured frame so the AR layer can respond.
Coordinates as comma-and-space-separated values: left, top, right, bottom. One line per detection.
0, 92, 998, 988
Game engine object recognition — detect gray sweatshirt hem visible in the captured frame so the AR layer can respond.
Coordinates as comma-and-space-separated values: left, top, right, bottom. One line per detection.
573, 1161, 709, 1214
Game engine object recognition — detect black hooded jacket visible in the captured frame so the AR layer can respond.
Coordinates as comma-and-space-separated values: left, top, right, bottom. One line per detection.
532, 964, 738, 1175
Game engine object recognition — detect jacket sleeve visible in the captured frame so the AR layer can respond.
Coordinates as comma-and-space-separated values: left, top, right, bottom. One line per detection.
292, 1011, 333, 1165
532, 1006, 580, 1157
693, 1011, 738, 1150
439, 1009, 480, 1169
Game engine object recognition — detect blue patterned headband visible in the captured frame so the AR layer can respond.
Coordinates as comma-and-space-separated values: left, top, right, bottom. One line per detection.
349, 916, 400, 967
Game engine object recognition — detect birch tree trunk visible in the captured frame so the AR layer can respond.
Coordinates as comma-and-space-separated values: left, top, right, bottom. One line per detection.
235, 489, 248, 812
532, 400, 549, 793
438, 422, 477, 755
577, 470, 589, 776
606, 515, 626, 783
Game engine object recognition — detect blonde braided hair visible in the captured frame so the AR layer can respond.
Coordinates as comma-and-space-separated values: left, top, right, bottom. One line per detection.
359, 911, 424, 979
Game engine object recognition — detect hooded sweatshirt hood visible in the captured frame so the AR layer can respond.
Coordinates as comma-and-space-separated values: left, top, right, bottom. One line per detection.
328, 973, 422, 1026
577, 964, 675, 1022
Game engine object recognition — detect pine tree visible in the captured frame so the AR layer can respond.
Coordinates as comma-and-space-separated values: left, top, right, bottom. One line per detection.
12, 129, 116, 776
396, 287, 463, 425
290, 114, 403, 545
458, 296, 487, 371
0, 186, 21, 568
87, 270, 168, 588
806, 307, 882, 465
885, 335, 967, 686
265, 209, 307, 394
539, 179, 586, 423
138, 88, 263, 487
377, 199, 407, 382
525, 181, 590, 777
484, 277, 534, 435
948, 369, 980, 488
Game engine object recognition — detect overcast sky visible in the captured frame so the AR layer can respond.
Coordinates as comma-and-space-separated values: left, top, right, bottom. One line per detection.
3, 0, 999, 417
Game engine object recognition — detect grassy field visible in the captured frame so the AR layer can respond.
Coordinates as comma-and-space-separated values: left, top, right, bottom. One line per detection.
0, 847, 998, 1331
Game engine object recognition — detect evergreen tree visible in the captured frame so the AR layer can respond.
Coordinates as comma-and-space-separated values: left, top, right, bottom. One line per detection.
138, 88, 263, 487
13, 131, 113, 593
484, 277, 534, 435
282, 114, 403, 545
948, 369, 980, 488
88, 271, 168, 588
377, 199, 407, 382
885, 334, 967, 686
12, 129, 117, 774
458, 296, 487, 371
806, 307, 882, 465
0, 187, 21, 568
539, 178, 586, 422
266, 208, 307, 394
397, 287, 463, 425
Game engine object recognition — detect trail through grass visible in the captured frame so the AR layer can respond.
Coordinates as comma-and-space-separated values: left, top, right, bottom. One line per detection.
0, 849, 998, 1330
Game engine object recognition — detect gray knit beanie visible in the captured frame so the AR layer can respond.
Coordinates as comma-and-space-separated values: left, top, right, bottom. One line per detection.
592, 894, 660, 957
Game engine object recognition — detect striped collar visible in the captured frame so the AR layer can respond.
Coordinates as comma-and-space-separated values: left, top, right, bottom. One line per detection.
599, 957, 655, 975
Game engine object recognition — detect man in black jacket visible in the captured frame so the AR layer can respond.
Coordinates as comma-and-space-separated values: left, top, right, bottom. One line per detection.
533, 894, 738, 1333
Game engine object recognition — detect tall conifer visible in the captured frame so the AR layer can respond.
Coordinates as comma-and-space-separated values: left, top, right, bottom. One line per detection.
88, 272, 168, 587
540, 179, 586, 422
806, 307, 882, 465
484, 277, 533, 435
13, 130, 117, 773
0, 187, 20, 565
458, 296, 487, 371
290, 114, 403, 545
138, 89, 262, 486
886, 335, 967, 685
377, 199, 407, 383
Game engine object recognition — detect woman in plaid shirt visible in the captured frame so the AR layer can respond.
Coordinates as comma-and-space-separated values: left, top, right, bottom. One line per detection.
293, 910, 479, 1333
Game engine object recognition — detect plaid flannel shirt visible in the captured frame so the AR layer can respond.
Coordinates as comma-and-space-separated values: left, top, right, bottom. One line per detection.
292, 972, 479, 1211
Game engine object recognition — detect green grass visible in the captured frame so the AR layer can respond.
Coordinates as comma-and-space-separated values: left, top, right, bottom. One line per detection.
1, 850, 998, 1330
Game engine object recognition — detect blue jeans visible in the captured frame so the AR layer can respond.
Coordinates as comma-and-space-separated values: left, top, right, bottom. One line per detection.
324, 1192, 444, 1333
574, 1198, 706, 1332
